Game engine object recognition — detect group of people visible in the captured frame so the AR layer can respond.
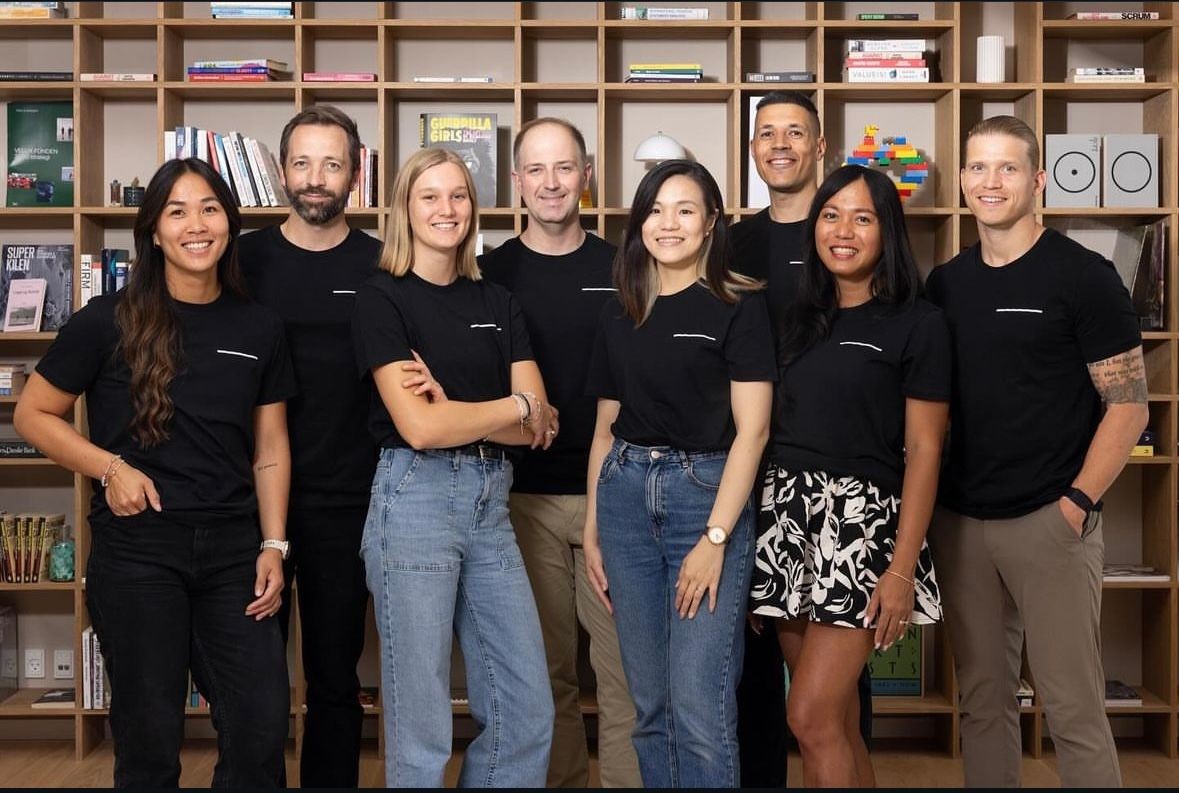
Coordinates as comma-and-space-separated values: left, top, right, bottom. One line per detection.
12, 92, 1145, 789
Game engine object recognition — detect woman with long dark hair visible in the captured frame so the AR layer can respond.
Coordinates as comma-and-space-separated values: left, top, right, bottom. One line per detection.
750, 164, 948, 786
14, 158, 293, 787
351, 147, 555, 788
583, 160, 776, 787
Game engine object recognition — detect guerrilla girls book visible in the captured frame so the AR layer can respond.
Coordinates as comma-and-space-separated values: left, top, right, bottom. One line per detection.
0, 244, 72, 331
6, 101, 73, 207
419, 112, 497, 208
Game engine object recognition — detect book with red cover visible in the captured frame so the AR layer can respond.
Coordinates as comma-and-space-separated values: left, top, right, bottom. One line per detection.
303, 72, 376, 82
186, 74, 278, 82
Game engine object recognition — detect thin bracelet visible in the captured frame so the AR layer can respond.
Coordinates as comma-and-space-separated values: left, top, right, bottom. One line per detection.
884, 568, 915, 588
101, 455, 125, 488
519, 391, 537, 425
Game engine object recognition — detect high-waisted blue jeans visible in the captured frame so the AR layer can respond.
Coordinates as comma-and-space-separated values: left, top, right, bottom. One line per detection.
596, 439, 754, 788
361, 447, 553, 788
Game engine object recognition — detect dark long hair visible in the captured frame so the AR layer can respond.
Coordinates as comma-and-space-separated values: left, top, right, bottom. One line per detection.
778, 165, 920, 367
614, 159, 757, 325
115, 157, 244, 447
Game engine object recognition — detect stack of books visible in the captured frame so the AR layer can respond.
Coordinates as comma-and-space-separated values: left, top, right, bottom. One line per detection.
1066, 67, 1145, 84
625, 63, 703, 84
0, 363, 26, 397
620, 6, 708, 20
844, 39, 931, 83
165, 126, 289, 208
187, 58, 291, 82
210, 1, 293, 19
0, 2, 66, 18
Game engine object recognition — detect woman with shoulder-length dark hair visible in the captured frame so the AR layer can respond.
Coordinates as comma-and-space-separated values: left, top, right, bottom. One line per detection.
14, 157, 294, 788
583, 159, 777, 787
750, 164, 949, 787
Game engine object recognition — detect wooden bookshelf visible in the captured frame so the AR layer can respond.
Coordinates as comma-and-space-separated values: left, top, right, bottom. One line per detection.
0, 0, 1176, 771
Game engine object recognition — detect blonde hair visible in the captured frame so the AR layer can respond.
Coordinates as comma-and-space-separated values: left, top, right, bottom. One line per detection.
379, 147, 481, 280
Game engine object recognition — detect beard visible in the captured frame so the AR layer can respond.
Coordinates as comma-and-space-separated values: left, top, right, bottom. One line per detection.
290, 186, 348, 225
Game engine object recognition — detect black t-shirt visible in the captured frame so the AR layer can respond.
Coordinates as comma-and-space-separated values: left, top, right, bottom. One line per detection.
36, 291, 296, 527
352, 270, 534, 451
479, 233, 616, 495
771, 298, 951, 496
926, 228, 1142, 519
730, 209, 807, 336
240, 225, 381, 510
586, 283, 777, 451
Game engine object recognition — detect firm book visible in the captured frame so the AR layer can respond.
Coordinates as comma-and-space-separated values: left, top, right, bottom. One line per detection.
620, 6, 708, 20
1070, 11, 1160, 21
745, 71, 815, 83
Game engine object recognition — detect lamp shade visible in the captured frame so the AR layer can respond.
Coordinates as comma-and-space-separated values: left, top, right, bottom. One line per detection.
634, 132, 687, 162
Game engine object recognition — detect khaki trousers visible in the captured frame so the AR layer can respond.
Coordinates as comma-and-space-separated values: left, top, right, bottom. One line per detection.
930, 502, 1121, 788
510, 493, 641, 788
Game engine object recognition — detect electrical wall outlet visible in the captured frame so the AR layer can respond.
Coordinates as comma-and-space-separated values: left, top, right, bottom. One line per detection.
53, 649, 74, 680
24, 648, 45, 679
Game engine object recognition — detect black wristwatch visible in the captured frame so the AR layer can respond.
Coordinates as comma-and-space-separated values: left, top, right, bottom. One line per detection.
1063, 487, 1102, 516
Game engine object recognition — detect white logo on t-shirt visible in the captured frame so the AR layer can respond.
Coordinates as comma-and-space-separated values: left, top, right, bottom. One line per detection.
995, 308, 1043, 314
673, 333, 717, 341
470, 323, 502, 331
839, 341, 883, 352
216, 349, 259, 361
581, 287, 617, 292
331, 290, 356, 295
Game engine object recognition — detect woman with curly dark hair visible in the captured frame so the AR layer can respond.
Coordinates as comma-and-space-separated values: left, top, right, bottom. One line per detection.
15, 157, 294, 787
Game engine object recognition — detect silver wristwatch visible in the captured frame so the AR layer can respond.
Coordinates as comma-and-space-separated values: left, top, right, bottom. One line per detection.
260, 539, 290, 560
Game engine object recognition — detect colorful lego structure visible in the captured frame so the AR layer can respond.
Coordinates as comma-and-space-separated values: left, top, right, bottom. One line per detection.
845, 124, 929, 203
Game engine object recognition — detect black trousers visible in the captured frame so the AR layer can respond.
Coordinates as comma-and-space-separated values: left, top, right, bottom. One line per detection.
276, 506, 370, 788
86, 513, 289, 788
737, 620, 875, 786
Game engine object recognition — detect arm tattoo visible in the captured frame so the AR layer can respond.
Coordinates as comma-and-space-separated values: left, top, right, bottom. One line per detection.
1087, 347, 1148, 405
255, 462, 278, 472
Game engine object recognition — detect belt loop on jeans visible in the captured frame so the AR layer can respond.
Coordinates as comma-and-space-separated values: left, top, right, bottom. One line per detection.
616, 440, 629, 462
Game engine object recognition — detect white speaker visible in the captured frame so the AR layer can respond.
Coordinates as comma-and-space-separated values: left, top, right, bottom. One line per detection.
1103, 134, 1158, 208
1045, 134, 1101, 208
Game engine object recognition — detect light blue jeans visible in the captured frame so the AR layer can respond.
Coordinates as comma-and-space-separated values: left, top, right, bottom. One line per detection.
596, 439, 754, 788
361, 447, 553, 788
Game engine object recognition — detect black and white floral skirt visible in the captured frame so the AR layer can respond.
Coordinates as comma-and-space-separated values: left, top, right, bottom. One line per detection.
750, 466, 941, 628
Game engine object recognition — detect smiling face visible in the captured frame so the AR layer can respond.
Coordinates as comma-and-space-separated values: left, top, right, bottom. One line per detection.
751, 101, 826, 195
640, 174, 716, 273
408, 161, 472, 259
961, 132, 1045, 231
513, 122, 590, 226
814, 177, 883, 288
152, 171, 230, 283
281, 123, 355, 225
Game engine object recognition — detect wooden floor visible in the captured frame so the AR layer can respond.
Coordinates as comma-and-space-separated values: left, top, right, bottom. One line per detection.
1, 740, 1178, 787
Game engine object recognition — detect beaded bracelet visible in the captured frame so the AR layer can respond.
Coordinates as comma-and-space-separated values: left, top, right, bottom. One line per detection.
101, 455, 125, 488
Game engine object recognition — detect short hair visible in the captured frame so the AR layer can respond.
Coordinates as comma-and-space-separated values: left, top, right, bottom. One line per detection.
513, 117, 588, 168
379, 147, 481, 281
964, 115, 1040, 169
279, 105, 362, 175
755, 91, 821, 133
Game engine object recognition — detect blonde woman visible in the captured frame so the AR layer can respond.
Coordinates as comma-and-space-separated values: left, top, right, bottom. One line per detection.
351, 147, 555, 787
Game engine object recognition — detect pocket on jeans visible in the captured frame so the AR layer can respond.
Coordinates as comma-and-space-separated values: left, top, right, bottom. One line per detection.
379, 451, 422, 506
597, 451, 621, 485
686, 457, 725, 491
